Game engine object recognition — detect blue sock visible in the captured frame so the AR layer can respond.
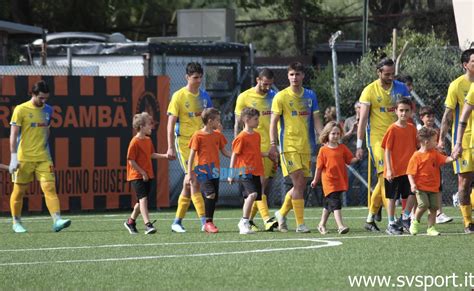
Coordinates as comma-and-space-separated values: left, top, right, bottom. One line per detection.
173, 218, 183, 225
200, 216, 206, 225
403, 210, 411, 219
389, 216, 395, 224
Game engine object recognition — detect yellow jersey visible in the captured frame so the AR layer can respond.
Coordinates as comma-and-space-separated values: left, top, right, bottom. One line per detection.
271, 87, 319, 154
463, 83, 474, 148
359, 79, 411, 145
235, 87, 275, 152
10, 100, 53, 162
167, 87, 213, 138
445, 75, 472, 148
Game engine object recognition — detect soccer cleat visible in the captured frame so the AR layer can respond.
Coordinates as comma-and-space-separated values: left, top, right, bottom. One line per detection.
317, 225, 328, 235
398, 216, 411, 232
364, 221, 380, 232
386, 224, 403, 235
123, 220, 138, 234
144, 221, 157, 234
409, 219, 419, 235
171, 223, 186, 233
464, 223, 474, 234
275, 211, 288, 233
238, 220, 255, 235
295, 224, 311, 233
12, 223, 27, 233
248, 220, 260, 232
452, 192, 460, 207
338, 226, 350, 234
374, 208, 383, 222
436, 213, 453, 224
53, 219, 71, 232
204, 222, 219, 233
426, 226, 440, 236
264, 217, 278, 232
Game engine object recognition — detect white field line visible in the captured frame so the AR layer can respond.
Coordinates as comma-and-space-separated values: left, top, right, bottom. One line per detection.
0, 238, 341, 266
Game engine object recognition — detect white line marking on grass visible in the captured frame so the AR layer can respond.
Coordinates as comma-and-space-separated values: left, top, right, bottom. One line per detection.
0, 238, 341, 266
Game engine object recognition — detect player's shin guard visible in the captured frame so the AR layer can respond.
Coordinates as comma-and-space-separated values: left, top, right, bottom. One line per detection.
40, 181, 61, 218
204, 193, 217, 221
250, 200, 258, 220
256, 194, 270, 222
176, 195, 191, 219
292, 198, 304, 226
191, 192, 205, 218
460, 205, 472, 228
10, 184, 27, 221
280, 192, 293, 216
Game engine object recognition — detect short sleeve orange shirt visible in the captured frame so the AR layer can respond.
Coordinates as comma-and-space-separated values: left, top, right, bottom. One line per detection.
232, 131, 264, 176
406, 149, 447, 192
189, 130, 227, 169
382, 123, 418, 178
316, 144, 353, 196
127, 136, 155, 181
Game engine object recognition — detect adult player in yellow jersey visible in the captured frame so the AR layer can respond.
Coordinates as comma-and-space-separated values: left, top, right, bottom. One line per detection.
9, 80, 71, 233
167, 62, 213, 233
439, 49, 474, 225
234, 68, 278, 232
269, 62, 323, 233
448, 52, 474, 234
356, 58, 411, 232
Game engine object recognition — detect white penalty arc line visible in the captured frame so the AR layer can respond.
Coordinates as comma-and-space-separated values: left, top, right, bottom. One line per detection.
0, 238, 341, 266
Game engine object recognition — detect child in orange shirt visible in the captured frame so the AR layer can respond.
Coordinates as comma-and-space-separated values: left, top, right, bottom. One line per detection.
407, 127, 455, 235
124, 112, 168, 235
229, 107, 265, 234
187, 108, 231, 233
311, 121, 358, 235
418, 105, 453, 224
382, 98, 418, 235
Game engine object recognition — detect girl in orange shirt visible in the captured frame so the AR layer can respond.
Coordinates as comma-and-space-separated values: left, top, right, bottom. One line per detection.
311, 121, 359, 235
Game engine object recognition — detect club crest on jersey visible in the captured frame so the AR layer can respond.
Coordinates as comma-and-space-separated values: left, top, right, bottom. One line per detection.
377, 96, 382, 103
289, 100, 294, 107
185, 101, 190, 108
29, 113, 33, 119
201, 99, 208, 108
251, 100, 257, 107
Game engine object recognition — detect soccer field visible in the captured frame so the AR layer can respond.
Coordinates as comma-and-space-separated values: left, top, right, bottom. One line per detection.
0, 207, 472, 290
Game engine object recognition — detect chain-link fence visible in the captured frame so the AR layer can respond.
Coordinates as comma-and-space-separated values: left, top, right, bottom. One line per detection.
0, 45, 465, 209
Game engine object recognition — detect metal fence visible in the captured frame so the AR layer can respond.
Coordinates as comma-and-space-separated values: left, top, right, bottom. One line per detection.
0, 46, 465, 208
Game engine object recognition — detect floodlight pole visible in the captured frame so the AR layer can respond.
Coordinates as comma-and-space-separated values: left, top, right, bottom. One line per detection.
329, 30, 342, 122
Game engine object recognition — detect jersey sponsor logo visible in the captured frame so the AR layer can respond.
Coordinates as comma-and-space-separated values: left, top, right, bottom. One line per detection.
30, 122, 48, 127
379, 106, 396, 113
261, 110, 271, 116
187, 111, 203, 117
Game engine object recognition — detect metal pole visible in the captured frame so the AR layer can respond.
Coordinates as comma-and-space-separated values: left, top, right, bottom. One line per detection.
362, 0, 369, 55
67, 47, 72, 76
329, 30, 342, 122
249, 43, 255, 86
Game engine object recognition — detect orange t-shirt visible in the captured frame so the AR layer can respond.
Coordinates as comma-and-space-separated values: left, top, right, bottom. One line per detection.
126, 136, 155, 181
232, 130, 264, 176
406, 149, 447, 192
189, 130, 227, 169
382, 123, 417, 178
316, 144, 353, 196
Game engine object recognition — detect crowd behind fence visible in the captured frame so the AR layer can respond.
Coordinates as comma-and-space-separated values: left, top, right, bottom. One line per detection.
0, 47, 464, 209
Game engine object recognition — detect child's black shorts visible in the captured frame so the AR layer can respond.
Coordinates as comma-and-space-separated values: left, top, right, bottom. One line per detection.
238, 175, 262, 200
199, 178, 219, 198
131, 179, 151, 200
323, 191, 343, 212
384, 175, 413, 199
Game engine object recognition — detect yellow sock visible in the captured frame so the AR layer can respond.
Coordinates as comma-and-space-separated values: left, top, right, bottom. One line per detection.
250, 201, 258, 220
10, 184, 27, 221
470, 189, 474, 208
191, 193, 205, 218
369, 182, 382, 214
280, 192, 293, 216
40, 181, 61, 217
176, 195, 191, 219
460, 205, 473, 228
292, 198, 305, 226
256, 194, 270, 222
